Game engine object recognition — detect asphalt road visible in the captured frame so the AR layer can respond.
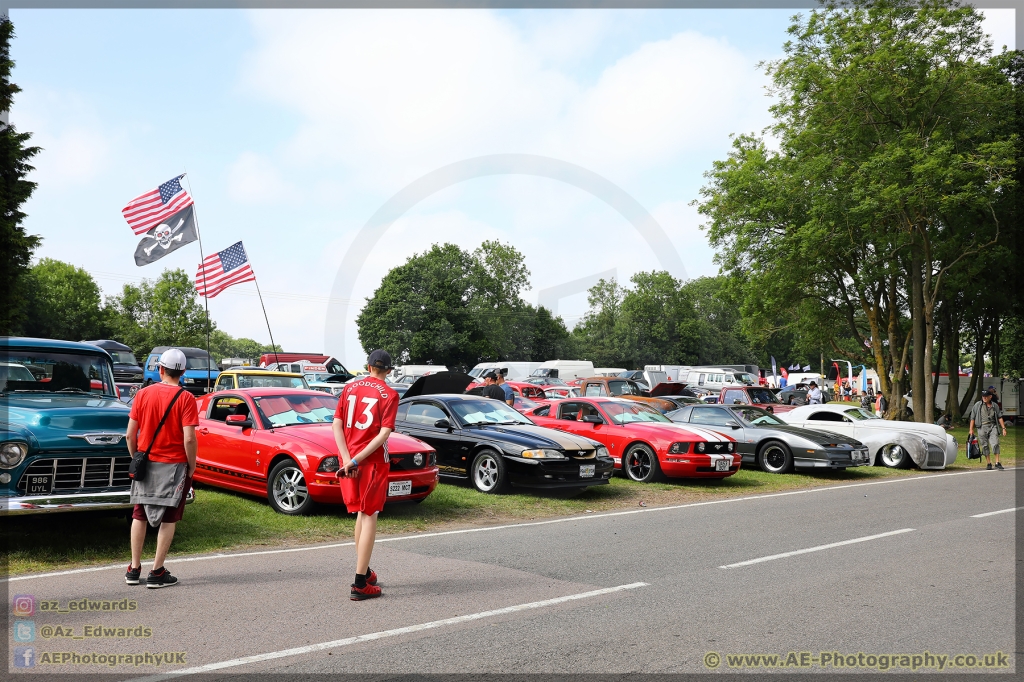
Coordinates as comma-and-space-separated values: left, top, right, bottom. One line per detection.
7, 468, 1017, 677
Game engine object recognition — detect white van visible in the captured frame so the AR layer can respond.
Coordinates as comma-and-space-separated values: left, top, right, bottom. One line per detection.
683, 367, 756, 394
593, 367, 627, 377
468, 362, 542, 381
391, 365, 448, 383
644, 365, 691, 382
530, 360, 596, 383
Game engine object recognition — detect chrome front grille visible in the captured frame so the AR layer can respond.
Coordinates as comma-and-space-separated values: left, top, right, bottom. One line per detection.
925, 443, 945, 468
17, 457, 132, 493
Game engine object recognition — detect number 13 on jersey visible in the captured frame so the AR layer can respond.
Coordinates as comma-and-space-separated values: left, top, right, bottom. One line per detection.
346, 396, 378, 430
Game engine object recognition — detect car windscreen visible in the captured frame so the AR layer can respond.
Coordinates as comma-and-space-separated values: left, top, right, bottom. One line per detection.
734, 373, 756, 384
603, 401, 672, 424
109, 350, 139, 365
253, 393, 338, 427
732, 406, 785, 425
449, 399, 533, 425
514, 396, 541, 410
1, 352, 116, 396
607, 380, 641, 396
747, 388, 779, 404
844, 407, 879, 420
237, 375, 307, 389
185, 355, 216, 370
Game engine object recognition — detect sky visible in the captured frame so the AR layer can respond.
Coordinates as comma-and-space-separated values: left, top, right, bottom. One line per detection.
13, 7, 1016, 367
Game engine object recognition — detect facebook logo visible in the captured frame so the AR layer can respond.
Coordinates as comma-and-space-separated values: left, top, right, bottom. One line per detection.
13, 620, 35, 642
14, 646, 35, 668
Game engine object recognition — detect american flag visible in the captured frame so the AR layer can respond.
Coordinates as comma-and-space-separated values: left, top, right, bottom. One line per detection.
122, 175, 195, 235
196, 242, 256, 298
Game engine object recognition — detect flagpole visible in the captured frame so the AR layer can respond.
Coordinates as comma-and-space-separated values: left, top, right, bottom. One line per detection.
251, 274, 280, 367
182, 172, 213, 392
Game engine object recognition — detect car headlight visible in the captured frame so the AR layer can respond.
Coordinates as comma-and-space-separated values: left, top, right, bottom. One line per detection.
0, 442, 28, 469
668, 442, 690, 454
696, 442, 706, 453
317, 456, 339, 472
595, 446, 610, 459
521, 449, 566, 459
726, 442, 734, 453
413, 453, 424, 467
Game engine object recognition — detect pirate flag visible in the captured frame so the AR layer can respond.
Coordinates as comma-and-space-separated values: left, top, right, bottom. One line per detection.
133, 205, 198, 266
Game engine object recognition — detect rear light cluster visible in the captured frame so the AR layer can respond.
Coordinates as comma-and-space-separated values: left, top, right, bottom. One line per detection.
668, 442, 690, 454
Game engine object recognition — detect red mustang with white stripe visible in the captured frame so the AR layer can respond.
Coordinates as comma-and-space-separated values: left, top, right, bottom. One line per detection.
524, 397, 739, 483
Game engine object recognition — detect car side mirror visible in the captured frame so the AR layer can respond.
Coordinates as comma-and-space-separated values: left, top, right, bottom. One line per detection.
434, 418, 452, 430
726, 420, 740, 429
225, 414, 252, 428
582, 414, 603, 424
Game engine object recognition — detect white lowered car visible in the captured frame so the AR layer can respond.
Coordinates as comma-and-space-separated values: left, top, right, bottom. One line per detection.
779, 404, 957, 469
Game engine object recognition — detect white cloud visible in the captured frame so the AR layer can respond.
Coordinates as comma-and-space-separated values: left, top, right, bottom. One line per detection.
15, 90, 113, 187
979, 8, 1015, 52
226, 151, 298, 204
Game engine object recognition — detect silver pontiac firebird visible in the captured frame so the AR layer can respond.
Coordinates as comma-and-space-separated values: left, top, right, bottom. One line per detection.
666, 404, 871, 474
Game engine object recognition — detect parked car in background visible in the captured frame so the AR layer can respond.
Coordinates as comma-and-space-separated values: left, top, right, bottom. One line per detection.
214, 367, 309, 392
396, 372, 614, 493
529, 360, 596, 382
143, 346, 220, 395
526, 398, 739, 483
577, 377, 688, 413
2, 338, 161, 515
717, 385, 796, 414
194, 388, 438, 514
267, 357, 356, 384
467, 362, 542, 381
465, 384, 545, 413
82, 339, 143, 384
115, 383, 140, 402
681, 367, 757, 395
779, 404, 957, 469
777, 383, 810, 405
667, 404, 869, 474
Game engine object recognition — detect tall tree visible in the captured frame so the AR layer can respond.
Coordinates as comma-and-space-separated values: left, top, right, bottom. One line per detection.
23, 259, 105, 340
105, 269, 211, 357
0, 19, 40, 334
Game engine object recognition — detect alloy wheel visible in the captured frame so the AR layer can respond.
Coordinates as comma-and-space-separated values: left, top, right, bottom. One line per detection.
272, 467, 308, 512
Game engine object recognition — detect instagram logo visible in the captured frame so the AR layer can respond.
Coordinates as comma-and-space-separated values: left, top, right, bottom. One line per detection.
12, 594, 35, 617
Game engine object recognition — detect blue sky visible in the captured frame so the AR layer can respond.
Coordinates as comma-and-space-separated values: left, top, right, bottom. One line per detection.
13, 8, 1016, 366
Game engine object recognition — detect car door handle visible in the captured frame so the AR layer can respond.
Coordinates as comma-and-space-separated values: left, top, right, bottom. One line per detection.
198, 428, 209, 435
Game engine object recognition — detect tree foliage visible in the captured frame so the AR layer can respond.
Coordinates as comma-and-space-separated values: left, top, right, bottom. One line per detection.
0, 19, 40, 334
105, 269, 212, 358
22, 259, 105, 341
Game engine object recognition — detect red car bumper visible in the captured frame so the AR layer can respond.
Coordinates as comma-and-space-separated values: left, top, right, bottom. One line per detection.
659, 455, 740, 479
306, 466, 439, 504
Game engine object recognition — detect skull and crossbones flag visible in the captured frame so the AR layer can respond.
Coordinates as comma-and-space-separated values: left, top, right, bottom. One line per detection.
133, 204, 199, 266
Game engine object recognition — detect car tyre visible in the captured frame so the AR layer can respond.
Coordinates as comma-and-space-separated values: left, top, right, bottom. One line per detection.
470, 449, 509, 494
267, 460, 316, 515
758, 441, 793, 474
879, 444, 912, 469
623, 443, 663, 483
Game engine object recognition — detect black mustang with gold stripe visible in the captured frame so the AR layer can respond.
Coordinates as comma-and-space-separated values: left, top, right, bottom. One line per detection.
396, 372, 614, 494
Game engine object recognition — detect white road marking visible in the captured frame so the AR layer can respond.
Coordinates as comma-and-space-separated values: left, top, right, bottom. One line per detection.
719, 528, 916, 569
970, 506, 1021, 518
125, 582, 648, 681
6, 466, 1003, 583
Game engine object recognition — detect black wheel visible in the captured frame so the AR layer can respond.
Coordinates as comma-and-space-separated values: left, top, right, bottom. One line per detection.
470, 449, 509, 494
879, 444, 912, 469
267, 459, 316, 514
623, 443, 663, 483
143, 379, 153, 387
758, 441, 793, 474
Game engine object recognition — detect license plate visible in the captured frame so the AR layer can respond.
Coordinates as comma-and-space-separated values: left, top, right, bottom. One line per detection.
27, 475, 52, 495
387, 480, 412, 497
715, 459, 729, 472
579, 464, 596, 478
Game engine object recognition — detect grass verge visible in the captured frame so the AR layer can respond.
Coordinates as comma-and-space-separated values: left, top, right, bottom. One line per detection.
3, 425, 1015, 576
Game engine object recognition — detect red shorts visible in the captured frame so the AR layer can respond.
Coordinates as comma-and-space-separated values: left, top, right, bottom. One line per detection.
339, 460, 388, 515
132, 476, 191, 525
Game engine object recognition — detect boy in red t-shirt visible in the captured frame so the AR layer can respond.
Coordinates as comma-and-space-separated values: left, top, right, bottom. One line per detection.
332, 349, 399, 600
126, 348, 199, 588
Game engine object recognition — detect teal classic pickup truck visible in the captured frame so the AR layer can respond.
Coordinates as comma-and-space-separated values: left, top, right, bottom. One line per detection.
1, 337, 138, 515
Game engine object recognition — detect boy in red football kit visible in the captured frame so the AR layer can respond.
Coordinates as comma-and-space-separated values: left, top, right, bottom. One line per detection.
332, 349, 398, 600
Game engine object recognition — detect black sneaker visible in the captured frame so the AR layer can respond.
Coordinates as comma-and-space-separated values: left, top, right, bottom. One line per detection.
995, 462, 1005, 470
146, 568, 178, 589
986, 463, 993, 470
125, 565, 141, 585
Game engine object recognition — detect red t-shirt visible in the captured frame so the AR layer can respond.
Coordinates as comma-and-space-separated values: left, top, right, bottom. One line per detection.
129, 383, 199, 464
333, 377, 398, 465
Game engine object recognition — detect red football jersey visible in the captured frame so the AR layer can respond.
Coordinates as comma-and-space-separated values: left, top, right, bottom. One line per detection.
334, 377, 399, 465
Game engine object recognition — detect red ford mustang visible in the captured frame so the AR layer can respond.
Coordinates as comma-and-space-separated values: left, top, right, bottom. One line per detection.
524, 397, 739, 483
194, 388, 439, 514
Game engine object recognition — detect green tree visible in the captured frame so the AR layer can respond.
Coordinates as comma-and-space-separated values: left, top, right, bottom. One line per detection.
22, 259, 105, 340
572, 278, 625, 366
209, 330, 280, 363
105, 269, 211, 357
0, 19, 40, 334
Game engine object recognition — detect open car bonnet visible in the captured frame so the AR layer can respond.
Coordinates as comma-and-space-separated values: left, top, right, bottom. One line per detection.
648, 382, 690, 397
401, 371, 475, 398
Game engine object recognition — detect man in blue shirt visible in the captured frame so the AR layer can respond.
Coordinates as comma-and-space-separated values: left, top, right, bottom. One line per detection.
495, 371, 515, 406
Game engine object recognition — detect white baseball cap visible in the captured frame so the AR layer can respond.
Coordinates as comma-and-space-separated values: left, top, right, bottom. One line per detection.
158, 348, 187, 371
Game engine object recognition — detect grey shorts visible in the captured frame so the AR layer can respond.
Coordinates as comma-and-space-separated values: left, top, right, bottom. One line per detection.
978, 425, 1000, 455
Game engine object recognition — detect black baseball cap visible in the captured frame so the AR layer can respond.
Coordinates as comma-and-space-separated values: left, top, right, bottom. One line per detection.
483, 371, 498, 380
367, 349, 393, 370
981, 389, 991, 397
